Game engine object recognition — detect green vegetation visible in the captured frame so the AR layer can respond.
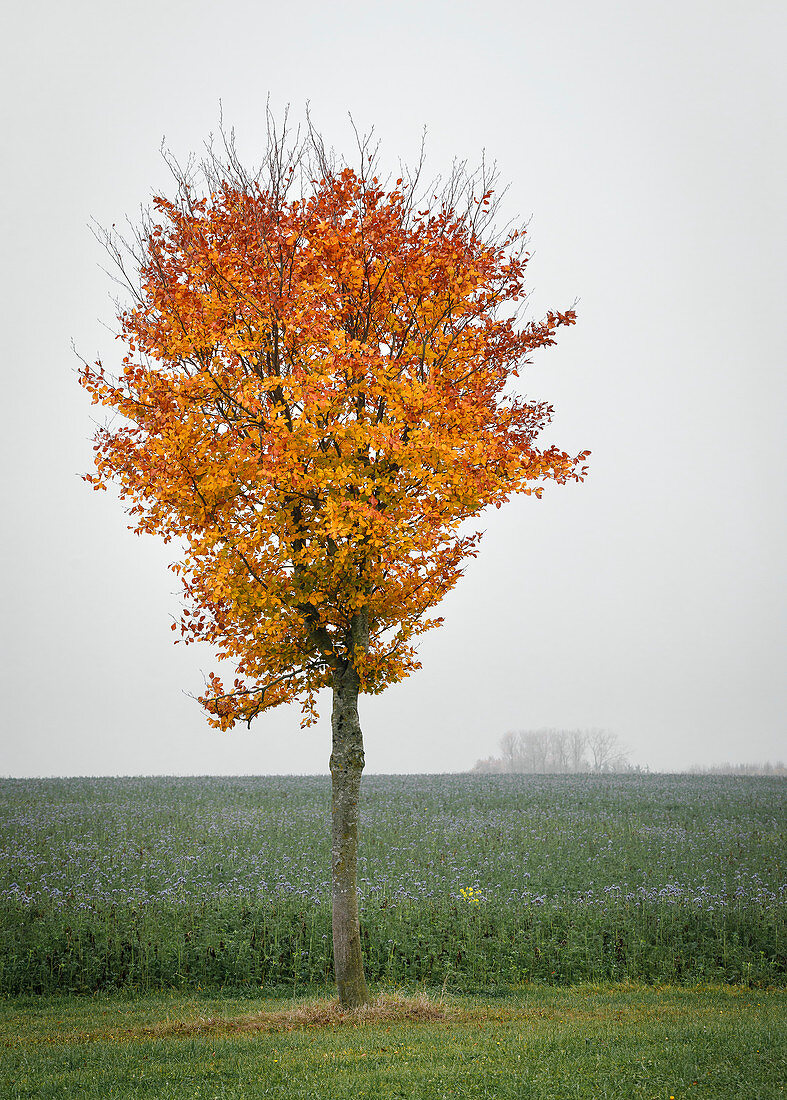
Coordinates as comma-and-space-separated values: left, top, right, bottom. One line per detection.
1, 774, 784, 992
1, 986, 784, 1099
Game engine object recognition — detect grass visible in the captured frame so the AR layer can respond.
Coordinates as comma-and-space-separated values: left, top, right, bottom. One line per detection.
1, 984, 784, 1098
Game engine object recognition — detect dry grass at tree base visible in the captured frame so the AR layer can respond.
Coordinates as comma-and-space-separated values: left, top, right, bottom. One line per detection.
145, 992, 451, 1039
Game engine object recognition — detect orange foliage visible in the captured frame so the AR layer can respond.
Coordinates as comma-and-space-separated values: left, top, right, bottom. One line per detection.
80, 161, 588, 729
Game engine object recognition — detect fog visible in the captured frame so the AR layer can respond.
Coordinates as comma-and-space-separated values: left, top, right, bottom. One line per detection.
1, 0, 784, 776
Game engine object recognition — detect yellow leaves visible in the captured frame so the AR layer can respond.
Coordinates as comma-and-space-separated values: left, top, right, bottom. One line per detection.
79, 161, 586, 729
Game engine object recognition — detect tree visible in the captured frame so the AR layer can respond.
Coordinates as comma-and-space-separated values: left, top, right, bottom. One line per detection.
473, 729, 629, 774
586, 728, 628, 773
499, 730, 519, 772
79, 116, 588, 1007
568, 728, 588, 772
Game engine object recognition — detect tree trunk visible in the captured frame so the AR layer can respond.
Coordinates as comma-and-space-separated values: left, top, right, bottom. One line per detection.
329, 649, 371, 1008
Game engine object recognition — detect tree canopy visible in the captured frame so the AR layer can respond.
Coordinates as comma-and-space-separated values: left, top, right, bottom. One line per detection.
80, 127, 588, 732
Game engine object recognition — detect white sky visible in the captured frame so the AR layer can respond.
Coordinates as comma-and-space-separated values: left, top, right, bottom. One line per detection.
1, 0, 784, 776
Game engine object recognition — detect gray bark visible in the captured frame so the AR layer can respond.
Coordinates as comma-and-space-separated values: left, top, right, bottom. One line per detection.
329, 612, 371, 1008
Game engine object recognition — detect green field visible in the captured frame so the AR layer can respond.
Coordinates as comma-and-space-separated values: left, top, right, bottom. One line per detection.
2, 986, 785, 1099
1, 773, 784, 992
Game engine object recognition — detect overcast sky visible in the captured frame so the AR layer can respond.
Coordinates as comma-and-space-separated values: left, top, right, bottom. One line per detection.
1, 0, 784, 777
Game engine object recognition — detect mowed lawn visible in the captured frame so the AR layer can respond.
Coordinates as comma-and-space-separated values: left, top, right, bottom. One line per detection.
2, 984, 784, 1099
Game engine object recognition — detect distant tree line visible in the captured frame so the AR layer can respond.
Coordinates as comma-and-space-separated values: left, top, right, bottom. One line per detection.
687, 761, 786, 776
472, 728, 634, 774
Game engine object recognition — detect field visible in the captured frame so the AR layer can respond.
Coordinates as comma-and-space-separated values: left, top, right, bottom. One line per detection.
1, 773, 784, 993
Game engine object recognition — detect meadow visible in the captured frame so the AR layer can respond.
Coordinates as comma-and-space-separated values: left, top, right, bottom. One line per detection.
1, 773, 784, 994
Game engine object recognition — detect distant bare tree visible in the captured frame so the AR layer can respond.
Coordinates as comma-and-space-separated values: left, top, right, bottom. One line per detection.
527, 730, 551, 772
472, 728, 631, 774
586, 729, 628, 773
550, 729, 570, 773
499, 731, 520, 772
568, 729, 588, 772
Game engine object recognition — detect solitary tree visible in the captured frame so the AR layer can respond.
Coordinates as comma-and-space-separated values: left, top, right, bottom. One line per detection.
79, 116, 588, 1007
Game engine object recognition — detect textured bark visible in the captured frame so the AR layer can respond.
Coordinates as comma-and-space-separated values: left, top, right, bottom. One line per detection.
329, 615, 371, 1008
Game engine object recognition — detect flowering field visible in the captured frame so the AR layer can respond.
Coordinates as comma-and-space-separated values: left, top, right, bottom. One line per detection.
1, 773, 784, 993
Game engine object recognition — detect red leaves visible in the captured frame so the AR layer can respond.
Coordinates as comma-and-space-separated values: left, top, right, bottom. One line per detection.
80, 157, 587, 729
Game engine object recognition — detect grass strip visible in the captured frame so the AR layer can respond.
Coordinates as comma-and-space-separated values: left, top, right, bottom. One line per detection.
1, 984, 784, 1099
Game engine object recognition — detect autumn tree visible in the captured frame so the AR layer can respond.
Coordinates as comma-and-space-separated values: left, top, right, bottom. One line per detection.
79, 116, 588, 1007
